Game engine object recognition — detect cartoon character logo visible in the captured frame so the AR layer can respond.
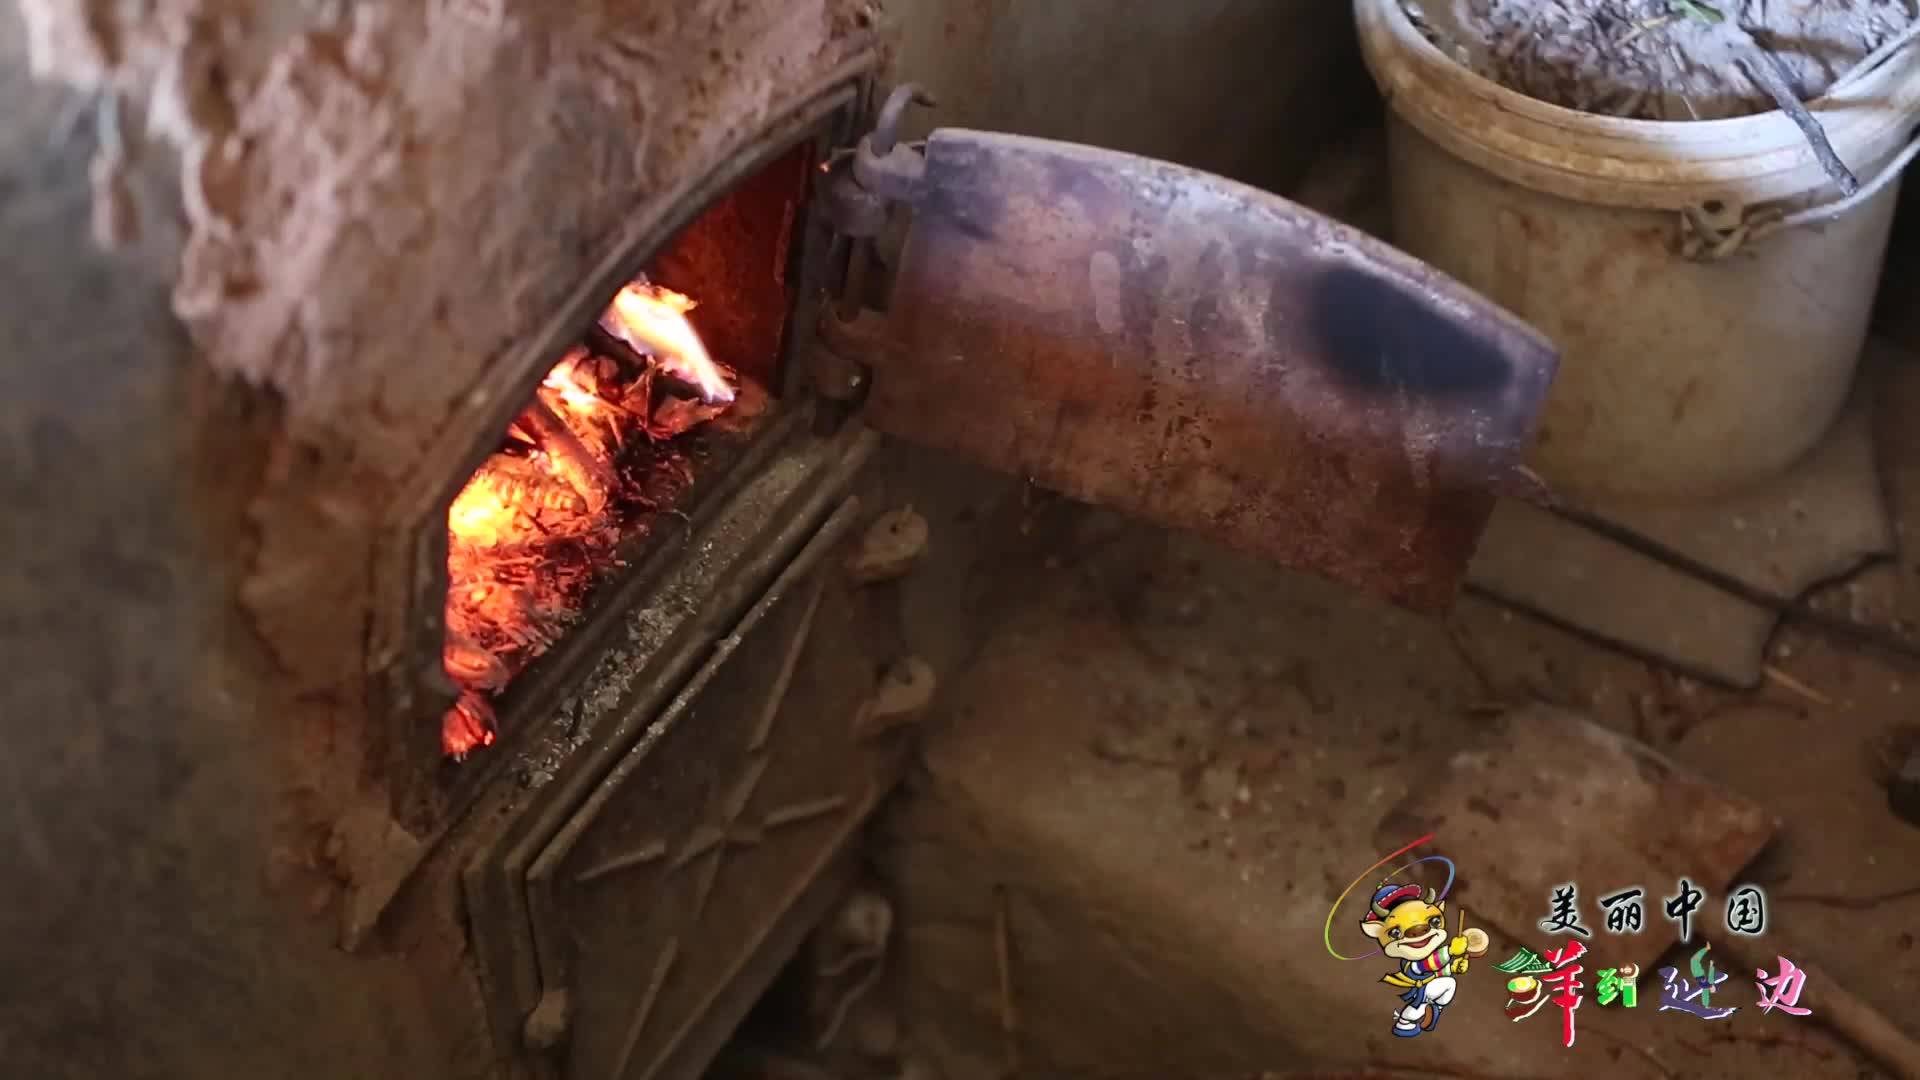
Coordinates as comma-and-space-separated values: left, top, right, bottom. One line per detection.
1359, 881, 1491, 1038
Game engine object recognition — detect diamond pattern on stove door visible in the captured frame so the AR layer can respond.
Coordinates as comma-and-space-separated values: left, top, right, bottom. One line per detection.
529, 557, 883, 1080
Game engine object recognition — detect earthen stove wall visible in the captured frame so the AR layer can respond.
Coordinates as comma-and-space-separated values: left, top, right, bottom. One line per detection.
2, 1, 874, 1074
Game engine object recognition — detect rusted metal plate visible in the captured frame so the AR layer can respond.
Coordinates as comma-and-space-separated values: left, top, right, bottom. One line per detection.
861, 130, 1559, 611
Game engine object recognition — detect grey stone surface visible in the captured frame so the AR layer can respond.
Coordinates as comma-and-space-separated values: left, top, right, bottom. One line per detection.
1584, 369, 1895, 603
1468, 499, 1781, 685
1467, 380, 1892, 687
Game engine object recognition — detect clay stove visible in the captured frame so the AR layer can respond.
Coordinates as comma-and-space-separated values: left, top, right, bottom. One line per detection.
2, 5, 910, 1078
2, 3, 1560, 1079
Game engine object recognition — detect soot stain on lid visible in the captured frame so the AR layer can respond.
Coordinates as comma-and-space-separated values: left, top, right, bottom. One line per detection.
1305, 264, 1513, 398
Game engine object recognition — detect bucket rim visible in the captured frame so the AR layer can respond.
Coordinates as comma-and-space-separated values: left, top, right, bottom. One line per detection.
1355, 0, 1920, 209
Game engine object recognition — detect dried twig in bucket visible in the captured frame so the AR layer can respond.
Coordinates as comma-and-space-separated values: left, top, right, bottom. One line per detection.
1619, 15, 1676, 48
1834, 19, 1920, 93
1734, 42, 1861, 196
1670, 0, 1723, 22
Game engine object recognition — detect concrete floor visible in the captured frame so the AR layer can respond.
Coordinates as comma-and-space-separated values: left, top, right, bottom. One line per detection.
830, 350, 1920, 1080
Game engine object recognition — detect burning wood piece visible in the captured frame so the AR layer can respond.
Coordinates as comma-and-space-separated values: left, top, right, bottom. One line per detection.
443, 631, 510, 692
442, 692, 496, 759
650, 394, 731, 439
589, 321, 741, 409
599, 279, 737, 404
613, 361, 656, 417
586, 320, 743, 441
467, 457, 589, 519
586, 323, 648, 376
518, 392, 616, 513
438, 274, 751, 760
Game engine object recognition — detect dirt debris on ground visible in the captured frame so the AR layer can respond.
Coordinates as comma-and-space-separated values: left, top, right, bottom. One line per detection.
1402, 0, 1915, 119
854, 354, 1920, 1079
871, 499, 1920, 1078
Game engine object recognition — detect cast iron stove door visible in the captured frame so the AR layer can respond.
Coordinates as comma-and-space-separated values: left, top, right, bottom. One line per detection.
510, 488, 905, 1080
824, 99, 1560, 611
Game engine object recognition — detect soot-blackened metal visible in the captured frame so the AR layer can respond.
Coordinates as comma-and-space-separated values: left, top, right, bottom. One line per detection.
837, 125, 1560, 611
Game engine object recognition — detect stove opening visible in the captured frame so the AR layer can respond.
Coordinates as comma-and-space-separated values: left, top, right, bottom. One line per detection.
439, 143, 815, 760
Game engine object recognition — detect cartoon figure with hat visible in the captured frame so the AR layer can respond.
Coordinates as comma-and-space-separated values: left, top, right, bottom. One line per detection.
1359, 880, 1491, 1038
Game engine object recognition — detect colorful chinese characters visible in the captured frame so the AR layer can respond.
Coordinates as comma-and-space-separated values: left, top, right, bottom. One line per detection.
1727, 884, 1767, 936
1495, 942, 1588, 1045
1540, 882, 1592, 938
1493, 878, 1814, 1049
1595, 963, 1641, 1008
1496, 947, 1553, 1023
1536, 880, 1768, 943
1599, 887, 1644, 933
1756, 956, 1813, 1016
1665, 878, 1706, 942
1659, 945, 1736, 1021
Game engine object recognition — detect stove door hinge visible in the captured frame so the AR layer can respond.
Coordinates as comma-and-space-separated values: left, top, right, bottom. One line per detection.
809, 85, 936, 425
823, 83, 934, 239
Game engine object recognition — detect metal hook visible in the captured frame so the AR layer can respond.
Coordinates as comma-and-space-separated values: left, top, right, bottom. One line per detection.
869, 83, 937, 157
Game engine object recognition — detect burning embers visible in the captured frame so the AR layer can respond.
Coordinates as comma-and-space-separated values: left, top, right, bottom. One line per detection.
441, 279, 756, 758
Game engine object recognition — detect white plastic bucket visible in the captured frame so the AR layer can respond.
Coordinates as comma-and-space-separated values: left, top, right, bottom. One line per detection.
1355, 0, 1920, 499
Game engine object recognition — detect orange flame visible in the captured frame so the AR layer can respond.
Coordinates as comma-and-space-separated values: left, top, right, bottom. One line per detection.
439, 278, 742, 759
542, 349, 609, 417
443, 694, 497, 759
600, 281, 736, 404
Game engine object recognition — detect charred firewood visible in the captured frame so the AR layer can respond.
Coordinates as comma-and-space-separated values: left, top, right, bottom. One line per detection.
519, 394, 617, 512
587, 321, 733, 405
